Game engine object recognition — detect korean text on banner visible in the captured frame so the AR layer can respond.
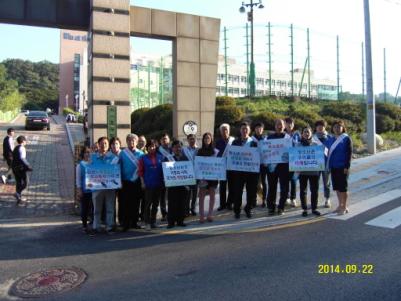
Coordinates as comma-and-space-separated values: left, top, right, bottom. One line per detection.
259, 138, 292, 164
226, 145, 260, 173
162, 161, 196, 187
289, 145, 326, 172
194, 156, 227, 180
85, 164, 122, 191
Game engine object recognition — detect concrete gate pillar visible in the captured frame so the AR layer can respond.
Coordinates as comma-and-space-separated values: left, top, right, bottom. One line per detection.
89, 0, 132, 145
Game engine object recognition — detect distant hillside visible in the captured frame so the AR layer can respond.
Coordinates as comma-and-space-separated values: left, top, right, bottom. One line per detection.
2, 59, 59, 111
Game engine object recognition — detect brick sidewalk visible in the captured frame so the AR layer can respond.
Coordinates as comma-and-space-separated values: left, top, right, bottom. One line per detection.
0, 117, 75, 219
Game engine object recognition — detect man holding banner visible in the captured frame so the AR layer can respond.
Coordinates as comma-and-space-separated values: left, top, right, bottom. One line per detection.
88, 137, 120, 235
163, 140, 193, 228
120, 134, 144, 231
215, 123, 235, 211
228, 122, 259, 219
290, 126, 324, 217
183, 134, 199, 216
265, 119, 292, 216
251, 122, 267, 208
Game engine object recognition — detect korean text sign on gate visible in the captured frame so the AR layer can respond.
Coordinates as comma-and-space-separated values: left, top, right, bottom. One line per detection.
226, 145, 260, 173
259, 138, 292, 164
162, 161, 196, 187
289, 145, 325, 172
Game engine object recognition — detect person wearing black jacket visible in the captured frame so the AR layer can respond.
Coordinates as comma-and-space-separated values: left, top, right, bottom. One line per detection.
252, 122, 267, 208
231, 122, 258, 219
266, 119, 290, 215
2, 127, 15, 184
165, 140, 190, 228
12, 136, 32, 204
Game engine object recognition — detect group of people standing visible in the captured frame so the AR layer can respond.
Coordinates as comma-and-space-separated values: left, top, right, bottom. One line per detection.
2, 128, 33, 204
76, 117, 352, 235
215, 118, 352, 218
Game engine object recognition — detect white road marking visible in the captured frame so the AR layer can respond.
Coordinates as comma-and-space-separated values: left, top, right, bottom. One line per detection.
27, 135, 40, 145
327, 189, 401, 221
365, 206, 401, 229
0, 221, 79, 229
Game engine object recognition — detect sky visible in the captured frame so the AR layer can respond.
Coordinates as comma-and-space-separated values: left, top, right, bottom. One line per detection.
0, 0, 400, 95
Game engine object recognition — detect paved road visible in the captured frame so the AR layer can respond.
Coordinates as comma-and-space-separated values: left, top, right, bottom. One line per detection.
0, 195, 400, 300
0, 114, 74, 219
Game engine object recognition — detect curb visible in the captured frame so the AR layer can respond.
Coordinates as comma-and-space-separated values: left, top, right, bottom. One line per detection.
65, 123, 75, 155
9, 113, 22, 124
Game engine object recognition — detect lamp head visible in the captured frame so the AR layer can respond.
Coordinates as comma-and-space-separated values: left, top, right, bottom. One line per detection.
258, 3, 264, 9
239, 5, 246, 13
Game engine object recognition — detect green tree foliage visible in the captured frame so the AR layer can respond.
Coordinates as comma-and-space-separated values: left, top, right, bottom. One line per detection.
250, 111, 284, 131
0, 64, 24, 112
2, 59, 59, 111
131, 104, 172, 139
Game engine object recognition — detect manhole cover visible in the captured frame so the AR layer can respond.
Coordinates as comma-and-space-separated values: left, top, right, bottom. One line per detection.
9, 267, 87, 298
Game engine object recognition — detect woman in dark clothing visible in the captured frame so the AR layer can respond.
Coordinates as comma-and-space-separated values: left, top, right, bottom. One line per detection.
197, 132, 218, 223
138, 140, 164, 229
12, 136, 32, 204
328, 120, 353, 215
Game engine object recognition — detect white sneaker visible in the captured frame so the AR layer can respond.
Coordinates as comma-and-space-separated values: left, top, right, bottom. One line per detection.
285, 198, 291, 206
290, 199, 298, 207
1, 175, 7, 184
324, 198, 331, 208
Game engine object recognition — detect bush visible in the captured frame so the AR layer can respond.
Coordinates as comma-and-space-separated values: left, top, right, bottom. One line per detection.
63, 107, 75, 116
215, 105, 244, 129
216, 96, 235, 107
320, 102, 364, 125
376, 114, 395, 134
376, 103, 401, 120
131, 104, 172, 137
250, 111, 284, 131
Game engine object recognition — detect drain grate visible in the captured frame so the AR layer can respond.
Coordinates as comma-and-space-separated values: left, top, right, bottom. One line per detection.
9, 267, 87, 298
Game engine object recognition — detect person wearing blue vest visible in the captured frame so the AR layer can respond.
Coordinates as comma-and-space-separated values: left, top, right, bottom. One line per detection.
284, 117, 301, 208
231, 122, 258, 219
138, 139, 164, 229
75, 146, 93, 233
90, 137, 119, 235
267, 119, 291, 216
328, 120, 353, 215
120, 133, 144, 231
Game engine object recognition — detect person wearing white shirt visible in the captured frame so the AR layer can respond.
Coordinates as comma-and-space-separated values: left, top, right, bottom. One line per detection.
11, 136, 32, 204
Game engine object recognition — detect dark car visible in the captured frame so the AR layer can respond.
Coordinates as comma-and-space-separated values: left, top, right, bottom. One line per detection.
25, 111, 50, 131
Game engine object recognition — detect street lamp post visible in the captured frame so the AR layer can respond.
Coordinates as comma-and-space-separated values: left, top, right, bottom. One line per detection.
239, 0, 264, 98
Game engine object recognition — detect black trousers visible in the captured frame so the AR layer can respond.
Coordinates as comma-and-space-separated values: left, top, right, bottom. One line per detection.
139, 187, 145, 220
219, 171, 234, 208
185, 184, 198, 213
299, 174, 320, 211
144, 188, 161, 224
13, 169, 28, 195
80, 192, 93, 227
159, 187, 168, 217
288, 172, 297, 200
267, 164, 290, 210
259, 165, 268, 202
167, 186, 188, 225
232, 171, 258, 214
121, 179, 142, 228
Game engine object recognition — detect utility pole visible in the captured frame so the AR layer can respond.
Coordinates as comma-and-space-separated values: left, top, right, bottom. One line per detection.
224, 26, 229, 96
383, 48, 387, 103
364, 0, 376, 154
